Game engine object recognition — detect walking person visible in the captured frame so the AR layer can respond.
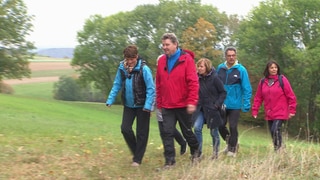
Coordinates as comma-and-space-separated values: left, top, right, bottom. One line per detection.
106, 45, 155, 167
193, 58, 226, 159
217, 47, 252, 157
154, 55, 187, 156
156, 32, 200, 168
252, 60, 297, 151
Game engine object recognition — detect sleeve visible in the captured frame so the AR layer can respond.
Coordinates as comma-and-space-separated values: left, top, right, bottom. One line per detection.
214, 75, 227, 107
106, 67, 123, 105
240, 66, 252, 112
142, 65, 155, 111
156, 60, 162, 109
282, 76, 297, 114
252, 79, 264, 116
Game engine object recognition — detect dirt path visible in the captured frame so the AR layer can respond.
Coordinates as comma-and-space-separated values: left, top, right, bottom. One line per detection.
3, 61, 72, 85
4, 77, 60, 85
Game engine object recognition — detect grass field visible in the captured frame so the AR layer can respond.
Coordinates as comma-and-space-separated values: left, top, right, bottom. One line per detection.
1, 59, 319, 179
1, 93, 319, 179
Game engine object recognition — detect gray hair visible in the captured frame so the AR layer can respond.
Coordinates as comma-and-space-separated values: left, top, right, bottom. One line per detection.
161, 33, 179, 44
224, 46, 237, 55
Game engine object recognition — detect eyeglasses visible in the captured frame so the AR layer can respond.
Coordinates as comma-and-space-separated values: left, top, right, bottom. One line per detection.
226, 54, 236, 58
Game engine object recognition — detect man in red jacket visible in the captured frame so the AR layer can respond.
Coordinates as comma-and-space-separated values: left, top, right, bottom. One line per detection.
156, 33, 200, 168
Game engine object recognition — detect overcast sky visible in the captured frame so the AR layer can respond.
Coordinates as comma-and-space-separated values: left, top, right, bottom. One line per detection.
24, 0, 263, 48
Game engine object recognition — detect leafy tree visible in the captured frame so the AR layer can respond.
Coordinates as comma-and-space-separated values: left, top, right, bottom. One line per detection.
0, 0, 35, 82
234, 0, 320, 137
72, 0, 229, 97
181, 17, 222, 62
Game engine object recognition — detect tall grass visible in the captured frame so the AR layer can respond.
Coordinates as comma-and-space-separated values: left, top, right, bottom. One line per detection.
0, 93, 319, 179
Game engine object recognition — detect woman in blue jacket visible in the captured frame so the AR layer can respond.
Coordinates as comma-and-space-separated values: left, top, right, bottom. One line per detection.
106, 45, 155, 167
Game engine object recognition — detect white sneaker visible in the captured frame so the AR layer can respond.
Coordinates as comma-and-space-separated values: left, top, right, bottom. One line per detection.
226, 151, 236, 157
131, 162, 140, 167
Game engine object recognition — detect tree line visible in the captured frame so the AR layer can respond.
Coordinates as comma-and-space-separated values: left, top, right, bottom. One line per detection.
1, 0, 319, 140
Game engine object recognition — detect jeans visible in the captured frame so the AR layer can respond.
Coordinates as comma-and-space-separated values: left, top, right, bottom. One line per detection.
194, 111, 220, 155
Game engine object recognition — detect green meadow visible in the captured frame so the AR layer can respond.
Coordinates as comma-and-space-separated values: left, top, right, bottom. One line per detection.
1, 62, 319, 179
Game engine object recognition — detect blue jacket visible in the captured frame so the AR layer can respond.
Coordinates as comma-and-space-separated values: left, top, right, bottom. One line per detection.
216, 61, 252, 112
106, 59, 155, 110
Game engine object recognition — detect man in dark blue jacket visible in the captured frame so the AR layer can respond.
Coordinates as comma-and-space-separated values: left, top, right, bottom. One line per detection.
216, 47, 252, 157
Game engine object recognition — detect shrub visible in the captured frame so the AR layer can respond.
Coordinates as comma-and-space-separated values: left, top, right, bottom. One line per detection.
53, 76, 83, 101
0, 81, 14, 94
53, 76, 105, 102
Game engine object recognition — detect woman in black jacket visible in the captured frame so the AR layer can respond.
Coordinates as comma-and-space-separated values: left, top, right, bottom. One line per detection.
193, 58, 226, 159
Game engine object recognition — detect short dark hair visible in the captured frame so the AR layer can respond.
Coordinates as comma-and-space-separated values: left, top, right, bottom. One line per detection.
224, 47, 237, 55
123, 45, 138, 58
263, 60, 281, 77
161, 33, 179, 44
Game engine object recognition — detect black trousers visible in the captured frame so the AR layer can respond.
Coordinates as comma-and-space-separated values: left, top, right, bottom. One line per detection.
158, 121, 186, 147
161, 108, 199, 164
219, 109, 240, 152
268, 120, 283, 150
121, 106, 150, 164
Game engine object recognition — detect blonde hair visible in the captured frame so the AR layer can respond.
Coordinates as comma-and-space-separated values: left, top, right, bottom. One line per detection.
196, 58, 212, 74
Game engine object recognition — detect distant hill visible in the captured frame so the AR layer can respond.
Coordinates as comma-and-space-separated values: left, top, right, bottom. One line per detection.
37, 48, 74, 58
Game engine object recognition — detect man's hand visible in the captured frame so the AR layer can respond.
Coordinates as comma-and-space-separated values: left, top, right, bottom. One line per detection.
186, 104, 196, 114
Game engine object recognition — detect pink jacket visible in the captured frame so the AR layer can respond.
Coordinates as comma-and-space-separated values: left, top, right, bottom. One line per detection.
252, 75, 297, 120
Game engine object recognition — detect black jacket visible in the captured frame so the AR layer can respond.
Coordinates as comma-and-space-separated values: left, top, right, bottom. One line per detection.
192, 68, 227, 128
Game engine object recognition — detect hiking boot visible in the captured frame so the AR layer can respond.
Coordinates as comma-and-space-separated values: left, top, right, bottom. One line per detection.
162, 163, 175, 170
211, 152, 218, 160
162, 161, 175, 170
191, 150, 201, 163
180, 141, 187, 155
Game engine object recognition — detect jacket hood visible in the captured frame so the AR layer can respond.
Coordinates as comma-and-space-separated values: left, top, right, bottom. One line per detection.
182, 49, 195, 59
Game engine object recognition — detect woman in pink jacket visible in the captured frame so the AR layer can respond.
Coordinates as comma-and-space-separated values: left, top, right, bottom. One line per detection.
252, 60, 297, 151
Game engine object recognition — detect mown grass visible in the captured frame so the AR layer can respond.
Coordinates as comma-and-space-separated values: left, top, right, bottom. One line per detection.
12, 82, 56, 100
0, 93, 319, 179
30, 69, 76, 78
31, 56, 71, 62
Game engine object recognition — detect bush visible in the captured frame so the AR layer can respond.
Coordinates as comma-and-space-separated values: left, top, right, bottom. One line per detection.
53, 76, 82, 101
53, 76, 105, 102
0, 81, 14, 94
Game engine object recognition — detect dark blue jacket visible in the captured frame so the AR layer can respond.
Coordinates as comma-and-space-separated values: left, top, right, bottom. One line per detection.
216, 61, 252, 112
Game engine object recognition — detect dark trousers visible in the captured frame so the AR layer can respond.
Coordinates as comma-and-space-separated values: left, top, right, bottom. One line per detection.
161, 108, 199, 164
219, 109, 240, 152
268, 120, 283, 150
158, 121, 186, 146
121, 106, 150, 164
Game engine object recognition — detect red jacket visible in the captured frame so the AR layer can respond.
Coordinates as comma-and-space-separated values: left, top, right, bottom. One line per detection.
252, 75, 297, 120
156, 49, 199, 109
